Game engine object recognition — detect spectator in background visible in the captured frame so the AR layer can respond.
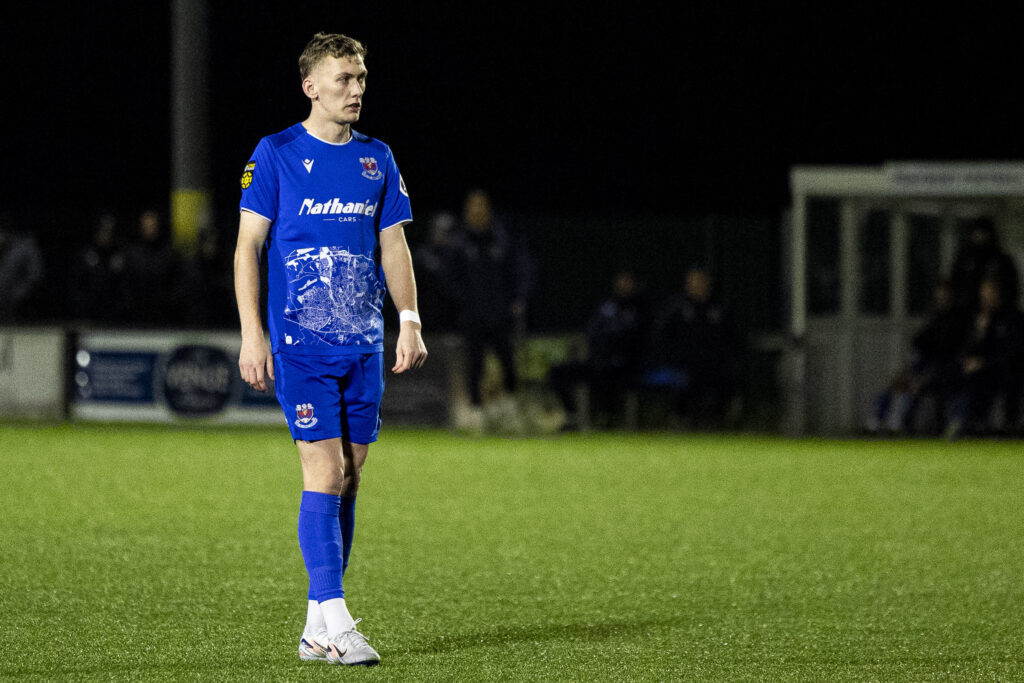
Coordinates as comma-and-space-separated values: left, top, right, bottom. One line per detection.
123, 209, 182, 326
181, 227, 234, 328
411, 211, 459, 331
946, 277, 1024, 439
448, 189, 533, 411
866, 279, 968, 435
950, 217, 1019, 312
646, 267, 744, 428
549, 269, 650, 429
0, 213, 45, 324
70, 212, 127, 323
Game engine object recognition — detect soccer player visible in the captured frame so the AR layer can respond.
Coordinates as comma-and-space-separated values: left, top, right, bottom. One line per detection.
233, 32, 426, 667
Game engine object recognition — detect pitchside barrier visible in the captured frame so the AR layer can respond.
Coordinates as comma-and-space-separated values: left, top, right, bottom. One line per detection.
0, 328, 579, 430
0, 327, 451, 428
0, 327, 66, 420
71, 330, 282, 424
1, 327, 784, 432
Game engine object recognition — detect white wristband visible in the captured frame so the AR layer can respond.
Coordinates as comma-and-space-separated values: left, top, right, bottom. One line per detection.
399, 310, 421, 326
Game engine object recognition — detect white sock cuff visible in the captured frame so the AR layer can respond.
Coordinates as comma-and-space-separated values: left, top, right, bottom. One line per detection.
320, 597, 355, 636
304, 598, 327, 636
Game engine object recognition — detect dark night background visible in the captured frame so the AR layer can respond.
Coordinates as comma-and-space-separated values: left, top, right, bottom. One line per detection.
2, 2, 1022, 330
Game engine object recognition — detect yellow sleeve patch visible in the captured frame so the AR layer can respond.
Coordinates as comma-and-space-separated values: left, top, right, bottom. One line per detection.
240, 161, 256, 190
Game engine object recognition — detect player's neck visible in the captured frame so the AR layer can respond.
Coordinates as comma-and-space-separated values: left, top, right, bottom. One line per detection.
301, 115, 352, 145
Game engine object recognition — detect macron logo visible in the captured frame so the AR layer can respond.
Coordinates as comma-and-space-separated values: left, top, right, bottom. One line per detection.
299, 198, 377, 217
302, 158, 314, 173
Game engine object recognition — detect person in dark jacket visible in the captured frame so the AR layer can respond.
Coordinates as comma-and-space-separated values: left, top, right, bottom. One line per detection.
123, 209, 183, 326
180, 227, 235, 328
949, 216, 1019, 312
411, 211, 460, 332
946, 277, 1024, 439
448, 189, 532, 407
866, 279, 969, 434
646, 267, 743, 427
70, 212, 127, 323
549, 270, 650, 428
0, 214, 45, 324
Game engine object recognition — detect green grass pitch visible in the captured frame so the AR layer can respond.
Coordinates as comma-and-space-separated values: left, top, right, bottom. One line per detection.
2, 424, 1023, 681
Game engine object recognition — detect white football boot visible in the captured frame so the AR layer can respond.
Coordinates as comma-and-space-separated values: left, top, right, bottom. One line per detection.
326, 619, 381, 667
298, 629, 330, 662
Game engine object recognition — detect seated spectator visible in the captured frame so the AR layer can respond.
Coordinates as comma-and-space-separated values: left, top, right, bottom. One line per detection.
70, 212, 127, 323
549, 270, 650, 429
949, 216, 1019, 312
0, 213, 45, 324
866, 279, 968, 435
946, 277, 1024, 439
645, 267, 744, 428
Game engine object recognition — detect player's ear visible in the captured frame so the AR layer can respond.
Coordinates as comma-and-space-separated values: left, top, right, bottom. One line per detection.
302, 77, 318, 101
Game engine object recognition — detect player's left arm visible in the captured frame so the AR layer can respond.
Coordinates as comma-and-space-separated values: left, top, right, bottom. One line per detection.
380, 223, 427, 373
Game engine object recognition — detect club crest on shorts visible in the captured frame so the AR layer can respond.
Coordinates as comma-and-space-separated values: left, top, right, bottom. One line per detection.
360, 157, 383, 180
294, 403, 318, 428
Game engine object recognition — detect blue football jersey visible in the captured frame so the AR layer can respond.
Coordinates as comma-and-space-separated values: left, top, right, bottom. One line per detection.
239, 124, 412, 356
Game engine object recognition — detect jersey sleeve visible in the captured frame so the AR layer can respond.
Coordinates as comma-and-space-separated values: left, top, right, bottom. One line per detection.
376, 147, 412, 231
238, 138, 279, 223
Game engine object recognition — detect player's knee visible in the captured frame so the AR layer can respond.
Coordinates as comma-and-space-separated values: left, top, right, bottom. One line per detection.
316, 471, 346, 495
342, 465, 363, 495
301, 460, 345, 495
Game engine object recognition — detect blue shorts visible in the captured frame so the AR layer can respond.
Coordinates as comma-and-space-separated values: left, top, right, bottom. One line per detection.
273, 352, 385, 444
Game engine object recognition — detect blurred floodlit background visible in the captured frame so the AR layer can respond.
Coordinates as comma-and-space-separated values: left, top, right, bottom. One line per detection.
2, 2, 1023, 438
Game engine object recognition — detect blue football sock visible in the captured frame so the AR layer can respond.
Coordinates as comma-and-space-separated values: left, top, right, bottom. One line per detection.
306, 494, 358, 601
340, 494, 356, 574
298, 491, 345, 603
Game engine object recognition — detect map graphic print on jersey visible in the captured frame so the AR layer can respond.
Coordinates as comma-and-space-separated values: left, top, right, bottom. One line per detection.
239, 123, 412, 356
284, 246, 385, 346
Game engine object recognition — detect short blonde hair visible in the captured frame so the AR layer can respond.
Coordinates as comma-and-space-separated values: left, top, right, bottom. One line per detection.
298, 32, 367, 80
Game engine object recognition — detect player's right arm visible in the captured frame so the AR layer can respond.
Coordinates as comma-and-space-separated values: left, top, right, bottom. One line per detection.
234, 210, 274, 392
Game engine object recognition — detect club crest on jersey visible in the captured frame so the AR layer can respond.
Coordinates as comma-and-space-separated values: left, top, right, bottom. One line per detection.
240, 161, 255, 190
294, 403, 318, 428
360, 157, 383, 181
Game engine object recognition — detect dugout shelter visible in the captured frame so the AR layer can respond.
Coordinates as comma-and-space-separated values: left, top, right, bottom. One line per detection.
785, 161, 1024, 435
